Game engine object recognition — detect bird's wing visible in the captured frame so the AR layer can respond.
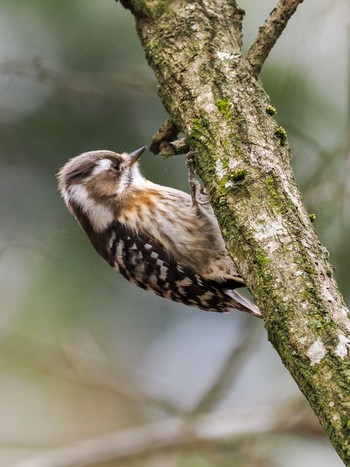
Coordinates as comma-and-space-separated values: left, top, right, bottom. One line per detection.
98, 222, 251, 314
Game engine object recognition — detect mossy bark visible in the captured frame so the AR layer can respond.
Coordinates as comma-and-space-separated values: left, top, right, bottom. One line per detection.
119, 0, 350, 463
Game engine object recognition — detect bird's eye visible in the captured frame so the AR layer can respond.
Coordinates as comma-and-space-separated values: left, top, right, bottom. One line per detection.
111, 160, 121, 171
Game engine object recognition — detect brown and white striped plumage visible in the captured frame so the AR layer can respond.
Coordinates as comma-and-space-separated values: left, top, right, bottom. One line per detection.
57, 147, 261, 317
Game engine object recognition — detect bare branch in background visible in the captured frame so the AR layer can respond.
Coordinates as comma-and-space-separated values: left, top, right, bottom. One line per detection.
0, 330, 181, 416
190, 317, 260, 414
247, 0, 305, 76
0, 57, 156, 100
12, 402, 320, 467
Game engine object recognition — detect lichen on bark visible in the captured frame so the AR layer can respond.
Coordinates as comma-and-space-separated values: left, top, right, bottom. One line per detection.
120, 0, 350, 463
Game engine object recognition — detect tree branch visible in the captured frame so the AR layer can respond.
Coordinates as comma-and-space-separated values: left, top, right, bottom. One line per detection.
12, 404, 312, 467
0, 330, 181, 416
149, 119, 180, 154
247, 0, 305, 76
0, 57, 156, 99
118, 1, 350, 463
190, 317, 260, 414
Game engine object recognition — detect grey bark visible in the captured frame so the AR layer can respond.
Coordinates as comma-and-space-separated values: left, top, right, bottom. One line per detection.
119, 0, 350, 464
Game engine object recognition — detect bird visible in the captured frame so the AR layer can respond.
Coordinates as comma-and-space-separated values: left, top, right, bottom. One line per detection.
57, 146, 261, 317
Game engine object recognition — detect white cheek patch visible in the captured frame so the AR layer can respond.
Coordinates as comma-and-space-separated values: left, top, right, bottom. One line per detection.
91, 158, 112, 176
61, 188, 71, 207
68, 184, 114, 232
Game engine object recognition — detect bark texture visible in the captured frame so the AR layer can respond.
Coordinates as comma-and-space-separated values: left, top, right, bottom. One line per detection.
119, 0, 350, 463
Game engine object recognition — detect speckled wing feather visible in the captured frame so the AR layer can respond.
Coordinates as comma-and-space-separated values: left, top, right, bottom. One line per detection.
90, 221, 257, 314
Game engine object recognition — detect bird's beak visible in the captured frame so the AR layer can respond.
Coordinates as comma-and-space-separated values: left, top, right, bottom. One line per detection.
128, 146, 147, 166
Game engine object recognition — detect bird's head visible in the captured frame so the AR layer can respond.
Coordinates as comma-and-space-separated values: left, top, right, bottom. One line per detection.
57, 146, 147, 231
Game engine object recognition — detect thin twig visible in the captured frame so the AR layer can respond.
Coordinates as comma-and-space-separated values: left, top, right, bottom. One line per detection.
190, 317, 260, 414
158, 138, 190, 157
246, 0, 304, 76
149, 119, 182, 155
12, 404, 304, 467
0, 331, 181, 415
0, 57, 156, 99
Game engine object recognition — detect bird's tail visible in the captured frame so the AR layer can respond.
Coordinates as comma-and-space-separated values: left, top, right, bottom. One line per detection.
223, 289, 262, 318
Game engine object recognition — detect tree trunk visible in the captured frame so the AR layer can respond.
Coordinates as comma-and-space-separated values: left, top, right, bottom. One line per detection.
119, 0, 350, 463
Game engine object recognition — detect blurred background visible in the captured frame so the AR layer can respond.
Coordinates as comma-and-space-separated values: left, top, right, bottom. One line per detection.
0, 1, 348, 466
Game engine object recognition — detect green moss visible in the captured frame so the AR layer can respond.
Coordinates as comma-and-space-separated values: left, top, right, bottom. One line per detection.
190, 118, 206, 142
221, 159, 229, 170
229, 168, 246, 182
231, 169, 246, 182
219, 139, 229, 150
274, 126, 287, 146
266, 175, 282, 211
216, 99, 233, 121
309, 214, 316, 223
304, 264, 317, 276
222, 169, 247, 184
217, 177, 233, 195
256, 253, 270, 266
216, 169, 248, 195
266, 105, 277, 115
326, 266, 334, 278
154, 2, 169, 17
217, 177, 228, 191
144, 1, 171, 19
302, 283, 319, 308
